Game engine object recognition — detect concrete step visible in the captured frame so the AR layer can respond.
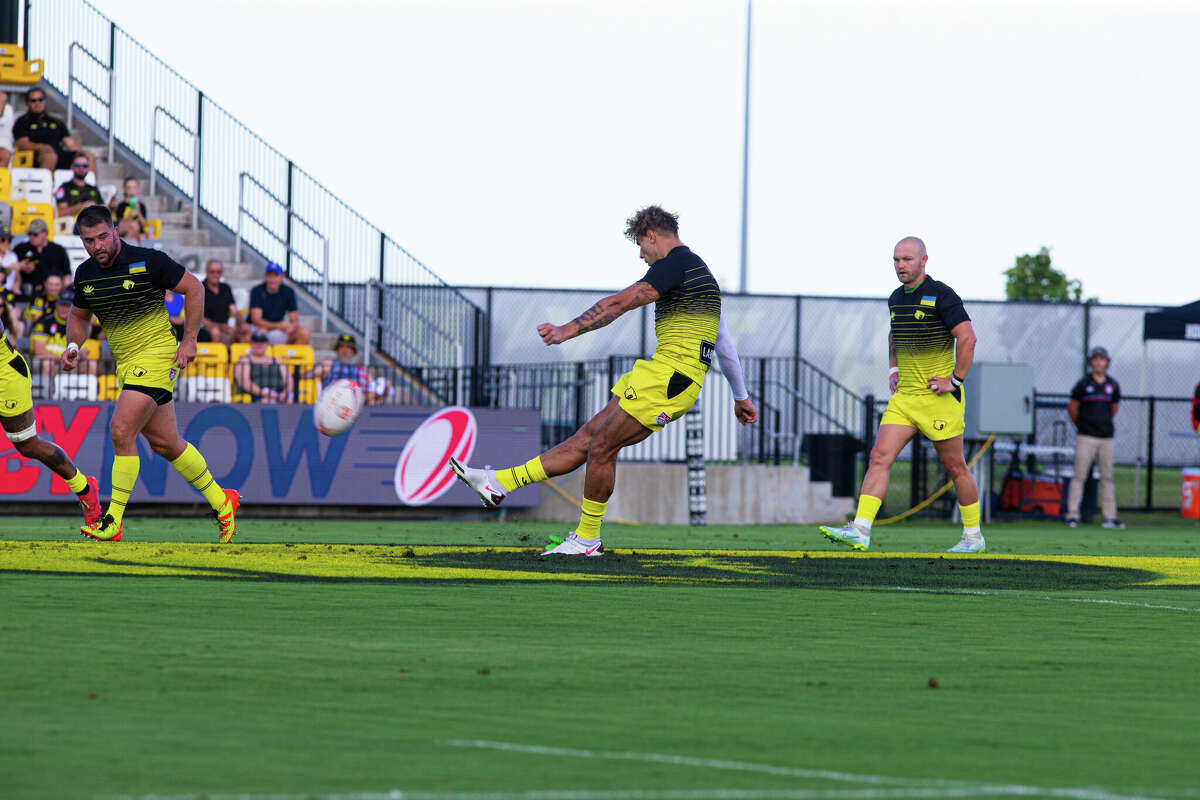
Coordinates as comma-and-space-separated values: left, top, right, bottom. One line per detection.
156, 210, 193, 226
172, 244, 234, 265
161, 227, 209, 247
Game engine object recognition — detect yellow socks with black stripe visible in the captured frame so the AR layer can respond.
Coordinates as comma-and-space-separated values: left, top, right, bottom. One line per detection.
576, 497, 607, 541
959, 501, 982, 537
170, 443, 228, 511
495, 456, 548, 493
853, 494, 883, 533
108, 455, 139, 526
65, 470, 88, 495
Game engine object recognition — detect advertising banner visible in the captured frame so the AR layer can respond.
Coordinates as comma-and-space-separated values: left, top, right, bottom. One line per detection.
0, 403, 541, 507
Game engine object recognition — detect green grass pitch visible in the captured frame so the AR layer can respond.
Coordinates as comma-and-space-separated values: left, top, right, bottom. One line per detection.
1, 512, 1198, 800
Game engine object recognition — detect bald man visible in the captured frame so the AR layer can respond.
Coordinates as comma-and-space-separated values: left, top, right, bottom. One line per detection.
819, 236, 984, 553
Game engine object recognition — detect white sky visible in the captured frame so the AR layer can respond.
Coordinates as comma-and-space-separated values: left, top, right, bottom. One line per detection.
87, 0, 1200, 304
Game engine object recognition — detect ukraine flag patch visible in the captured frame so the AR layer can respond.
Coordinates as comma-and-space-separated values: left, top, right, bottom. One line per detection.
129, 263, 146, 274
920, 296, 936, 307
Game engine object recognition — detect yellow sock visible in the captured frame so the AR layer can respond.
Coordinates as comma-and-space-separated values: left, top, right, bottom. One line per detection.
495, 456, 548, 492
576, 497, 607, 540
66, 470, 87, 495
170, 443, 228, 510
855, 494, 883, 524
108, 455, 139, 525
959, 501, 981, 530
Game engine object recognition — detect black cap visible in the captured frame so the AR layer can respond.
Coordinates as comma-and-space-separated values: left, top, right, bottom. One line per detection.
336, 334, 357, 352
57, 288, 74, 304
251, 330, 270, 342
1089, 346, 1110, 361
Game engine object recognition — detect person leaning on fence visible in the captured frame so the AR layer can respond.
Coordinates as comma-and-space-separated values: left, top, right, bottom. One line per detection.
1065, 346, 1124, 529
235, 330, 293, 403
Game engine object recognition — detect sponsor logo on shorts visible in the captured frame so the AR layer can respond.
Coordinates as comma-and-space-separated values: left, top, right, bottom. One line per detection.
624, 387, 637, 401
168, 368, 177, 381
933, 419, 946, 431
131, 366, 146, 378
4, 399, 16, 409
656, 411, 671, 426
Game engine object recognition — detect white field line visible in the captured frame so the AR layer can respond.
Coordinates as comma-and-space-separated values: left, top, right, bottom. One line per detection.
107, 789, 1180, 800
440, 740, 1173, 800
881, 587, 1200, 613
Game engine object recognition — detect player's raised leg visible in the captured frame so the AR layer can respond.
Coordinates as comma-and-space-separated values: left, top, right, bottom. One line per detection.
820, 423, 916, 551
2, 408, 102, 528
82, 389, 159, 541
932, 435, 985, 553
141, 401, 240, 543
450, 397, 625, 508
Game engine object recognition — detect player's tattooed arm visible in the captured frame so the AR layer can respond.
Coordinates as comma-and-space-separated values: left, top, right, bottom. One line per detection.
539, 282, 660, 345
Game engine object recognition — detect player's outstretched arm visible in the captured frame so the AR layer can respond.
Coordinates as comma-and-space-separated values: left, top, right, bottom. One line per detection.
714, 312, 757, 425
538, 281, 660, 346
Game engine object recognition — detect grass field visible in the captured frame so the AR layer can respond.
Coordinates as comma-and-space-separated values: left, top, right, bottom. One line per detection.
2, 512, 1199, 800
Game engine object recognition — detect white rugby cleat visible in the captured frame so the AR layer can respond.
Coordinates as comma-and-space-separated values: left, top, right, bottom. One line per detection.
540, 532, 604, 557
946, 535, 986, 554
448, 456, 506, 508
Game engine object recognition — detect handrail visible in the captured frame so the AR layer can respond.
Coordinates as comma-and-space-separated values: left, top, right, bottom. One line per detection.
235, 171, 329, 333
149, 105, 199, 230
762, 378, 858, 438
66, 42, 113, 164
365, 278, 464, 401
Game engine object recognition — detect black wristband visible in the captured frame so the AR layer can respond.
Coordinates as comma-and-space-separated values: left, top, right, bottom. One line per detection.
950, 374, 965, 387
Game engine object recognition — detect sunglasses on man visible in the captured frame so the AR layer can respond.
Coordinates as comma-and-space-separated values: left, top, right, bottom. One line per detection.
28, 95, 45, 103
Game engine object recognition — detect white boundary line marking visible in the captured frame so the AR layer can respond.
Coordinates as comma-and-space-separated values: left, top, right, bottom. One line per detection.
440, 740, 1172, 800
881, 587, 1200, 613
107, 790, 1180, 800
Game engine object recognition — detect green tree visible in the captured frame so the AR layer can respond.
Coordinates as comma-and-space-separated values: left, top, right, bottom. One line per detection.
1003, 247, 1084, 302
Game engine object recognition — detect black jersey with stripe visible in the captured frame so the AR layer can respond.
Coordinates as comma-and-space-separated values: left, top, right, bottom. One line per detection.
639, 245, 722, 381
888, 276, 970, 394
72, 242, 185, 365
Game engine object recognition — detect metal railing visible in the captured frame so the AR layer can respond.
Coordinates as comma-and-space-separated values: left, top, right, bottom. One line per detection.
35, 0, 483, 372
65, 40, 112, 163
149, 105, 198, 230
235, 171, 329, 333
364, 278, 464, 400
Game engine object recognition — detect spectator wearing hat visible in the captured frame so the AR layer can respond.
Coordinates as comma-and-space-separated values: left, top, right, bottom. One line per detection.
303, 333, 390, 405
200, 259, 251, 345
31, 287, 97, 379
14, 217, 71, 294
248, 262, 310, 345
55, 155, 102, 218
234, 330, 293, 403
1065, 346, 1123, 529
12, 87, 96, 173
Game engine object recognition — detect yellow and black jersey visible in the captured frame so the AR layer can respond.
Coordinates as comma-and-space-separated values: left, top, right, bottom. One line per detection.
72, 243, 185, 366
640, 245, 721, 383
30, 311, 73, 356
888, 276, 970, 394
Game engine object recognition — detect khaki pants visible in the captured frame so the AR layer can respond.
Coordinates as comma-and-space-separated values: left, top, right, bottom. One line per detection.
1066, 434, 1117, 521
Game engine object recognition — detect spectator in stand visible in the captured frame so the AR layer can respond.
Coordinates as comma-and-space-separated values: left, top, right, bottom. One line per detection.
0, 228, 22, 337
55, 155, 102, 218
13, 87, 96, 173
200, 259, 250, 345
21, 272, 62, 331
304, 333, 389, 405
248, 262, 309, 345
234, 330, 293, 403
31, 288, 97, 379
164, 289, 185, 341
1065, 346, 1124, 530
0, 90, 14, 167
1192, 379, 1200, 435
109, 177, 149, 243
14, 218, 71, 293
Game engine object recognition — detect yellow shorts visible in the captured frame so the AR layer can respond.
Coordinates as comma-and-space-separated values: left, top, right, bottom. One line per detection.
0, 347, 33, 418
117, 350, 180, 398
611, 357, 704, 432
880, 388, 965, 441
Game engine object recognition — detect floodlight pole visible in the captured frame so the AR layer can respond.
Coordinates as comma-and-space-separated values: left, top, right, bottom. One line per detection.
738, 0, 752, 294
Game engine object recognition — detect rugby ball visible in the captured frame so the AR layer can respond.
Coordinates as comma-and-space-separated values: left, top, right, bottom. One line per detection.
314, 379, 363, 437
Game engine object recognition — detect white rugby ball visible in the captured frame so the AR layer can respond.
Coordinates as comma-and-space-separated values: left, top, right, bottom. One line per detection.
314, 379, 363, 437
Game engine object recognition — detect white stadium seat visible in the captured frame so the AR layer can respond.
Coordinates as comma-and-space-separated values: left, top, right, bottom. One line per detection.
9, 167, 54, 204
54, 374, 99, 401
183, 376, 232, 403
